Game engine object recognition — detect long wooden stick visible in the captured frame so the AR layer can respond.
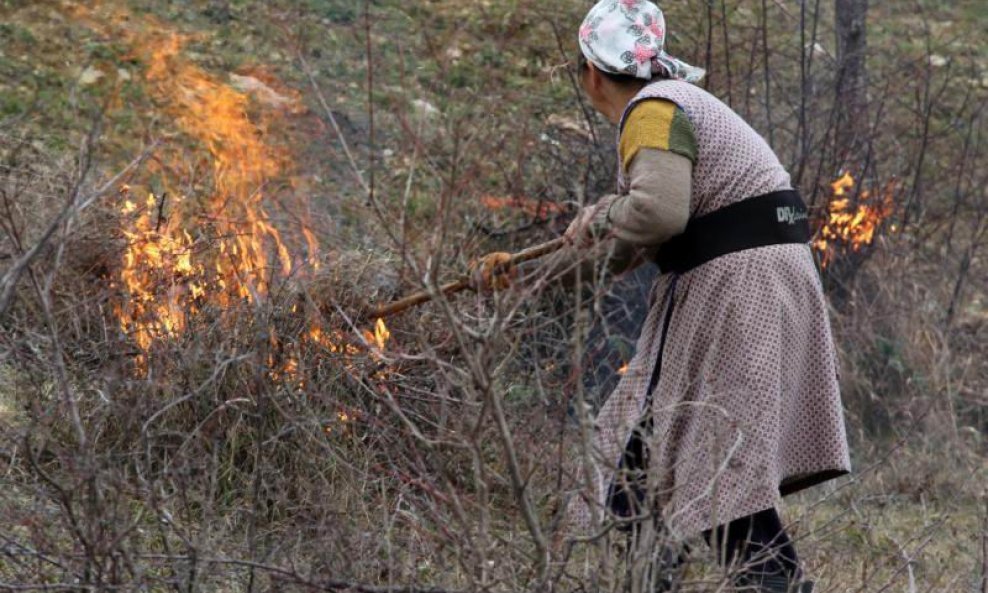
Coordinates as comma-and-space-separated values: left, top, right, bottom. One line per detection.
366, 237, 566, 319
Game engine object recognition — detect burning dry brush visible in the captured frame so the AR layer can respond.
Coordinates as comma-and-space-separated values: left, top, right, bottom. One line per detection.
0, 247, 433, 588
0, 138, 423, 593
0, 11, 489, 591
3, 0, 987, 590
0, 139, 556, 587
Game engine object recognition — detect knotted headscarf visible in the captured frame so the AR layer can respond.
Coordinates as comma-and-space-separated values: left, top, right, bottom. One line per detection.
579, 0, 705, 83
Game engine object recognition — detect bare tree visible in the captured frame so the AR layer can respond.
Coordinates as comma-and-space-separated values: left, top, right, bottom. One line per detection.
834, 0, 869, 167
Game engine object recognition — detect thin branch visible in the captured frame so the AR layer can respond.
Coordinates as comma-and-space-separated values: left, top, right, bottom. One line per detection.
0, 144, 154, 316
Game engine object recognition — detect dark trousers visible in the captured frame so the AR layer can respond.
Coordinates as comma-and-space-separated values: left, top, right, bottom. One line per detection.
612, 425, 801, 585
610, 432, 800, 579
623, 507, 801, 592
703, 507, 801, 580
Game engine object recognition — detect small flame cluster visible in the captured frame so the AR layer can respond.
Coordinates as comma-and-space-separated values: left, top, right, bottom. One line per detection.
268, 315, 392, 394
813, 172, 896, 268
367, 318, 391, 351
306, 318, 390, 357
325, 408, 355, 436
116, 191, 205, 353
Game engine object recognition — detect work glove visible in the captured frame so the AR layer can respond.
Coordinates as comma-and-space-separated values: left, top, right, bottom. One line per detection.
468, 251, 515, 293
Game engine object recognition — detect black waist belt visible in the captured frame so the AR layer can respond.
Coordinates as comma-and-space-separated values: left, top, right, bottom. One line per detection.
653, 189, 811, 275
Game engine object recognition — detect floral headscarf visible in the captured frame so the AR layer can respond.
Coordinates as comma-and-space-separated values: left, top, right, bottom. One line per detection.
579, 0, 705, 83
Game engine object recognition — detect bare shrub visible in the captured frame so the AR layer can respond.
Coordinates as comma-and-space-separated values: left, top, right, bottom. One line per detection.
1, 1, 985, 592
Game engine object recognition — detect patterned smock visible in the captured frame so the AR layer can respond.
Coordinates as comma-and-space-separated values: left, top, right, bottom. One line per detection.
564, 79, 851, 538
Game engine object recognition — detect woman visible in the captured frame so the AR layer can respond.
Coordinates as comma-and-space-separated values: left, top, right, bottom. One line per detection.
476, 1, 850, 591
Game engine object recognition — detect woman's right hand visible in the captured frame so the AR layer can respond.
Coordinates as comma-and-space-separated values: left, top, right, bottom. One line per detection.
564, 202, 610, 247
468, 252, 516, 293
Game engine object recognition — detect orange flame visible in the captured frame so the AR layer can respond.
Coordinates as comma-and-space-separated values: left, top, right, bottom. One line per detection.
76, 2, 394, 381
71, 3, 317, 364
116, 190, 204, 356
813, 173, 895, 268
119, 28, 297, 329
324, 408, 358, 435
366, 318, 391, 351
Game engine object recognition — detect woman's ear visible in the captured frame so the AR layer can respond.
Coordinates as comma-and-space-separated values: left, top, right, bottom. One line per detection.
585, 61, 602, 92
583, 62, 608, 107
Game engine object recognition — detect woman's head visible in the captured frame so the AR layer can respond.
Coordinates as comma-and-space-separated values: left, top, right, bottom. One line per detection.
577, 52, 647, 123
577, 0, 704, 119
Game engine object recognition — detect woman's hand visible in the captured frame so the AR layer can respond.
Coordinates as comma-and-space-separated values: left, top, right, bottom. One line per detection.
468, 252, 516, 293
564, 203, 608, 247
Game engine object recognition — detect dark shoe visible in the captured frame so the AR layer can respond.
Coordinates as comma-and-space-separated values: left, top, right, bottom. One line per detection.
733, 573, 814, 593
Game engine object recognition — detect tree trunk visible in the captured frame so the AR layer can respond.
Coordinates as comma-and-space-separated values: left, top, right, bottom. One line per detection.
834, 0, 869, 168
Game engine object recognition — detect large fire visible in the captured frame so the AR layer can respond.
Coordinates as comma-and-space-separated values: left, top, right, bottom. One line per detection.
71, 2, 390, 371
813, 172, 896, 268
113, 24, 298, 353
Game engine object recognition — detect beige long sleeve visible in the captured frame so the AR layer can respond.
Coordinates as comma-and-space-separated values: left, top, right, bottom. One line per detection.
524, 148, 693, 285
522, 148, 692, 287
605, 147, 692, 246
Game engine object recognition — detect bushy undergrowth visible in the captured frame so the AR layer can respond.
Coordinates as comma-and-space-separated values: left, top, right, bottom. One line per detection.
1, 0, 985, 591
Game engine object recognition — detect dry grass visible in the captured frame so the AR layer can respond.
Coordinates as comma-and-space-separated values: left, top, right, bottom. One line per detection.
1, 0, 986, 591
